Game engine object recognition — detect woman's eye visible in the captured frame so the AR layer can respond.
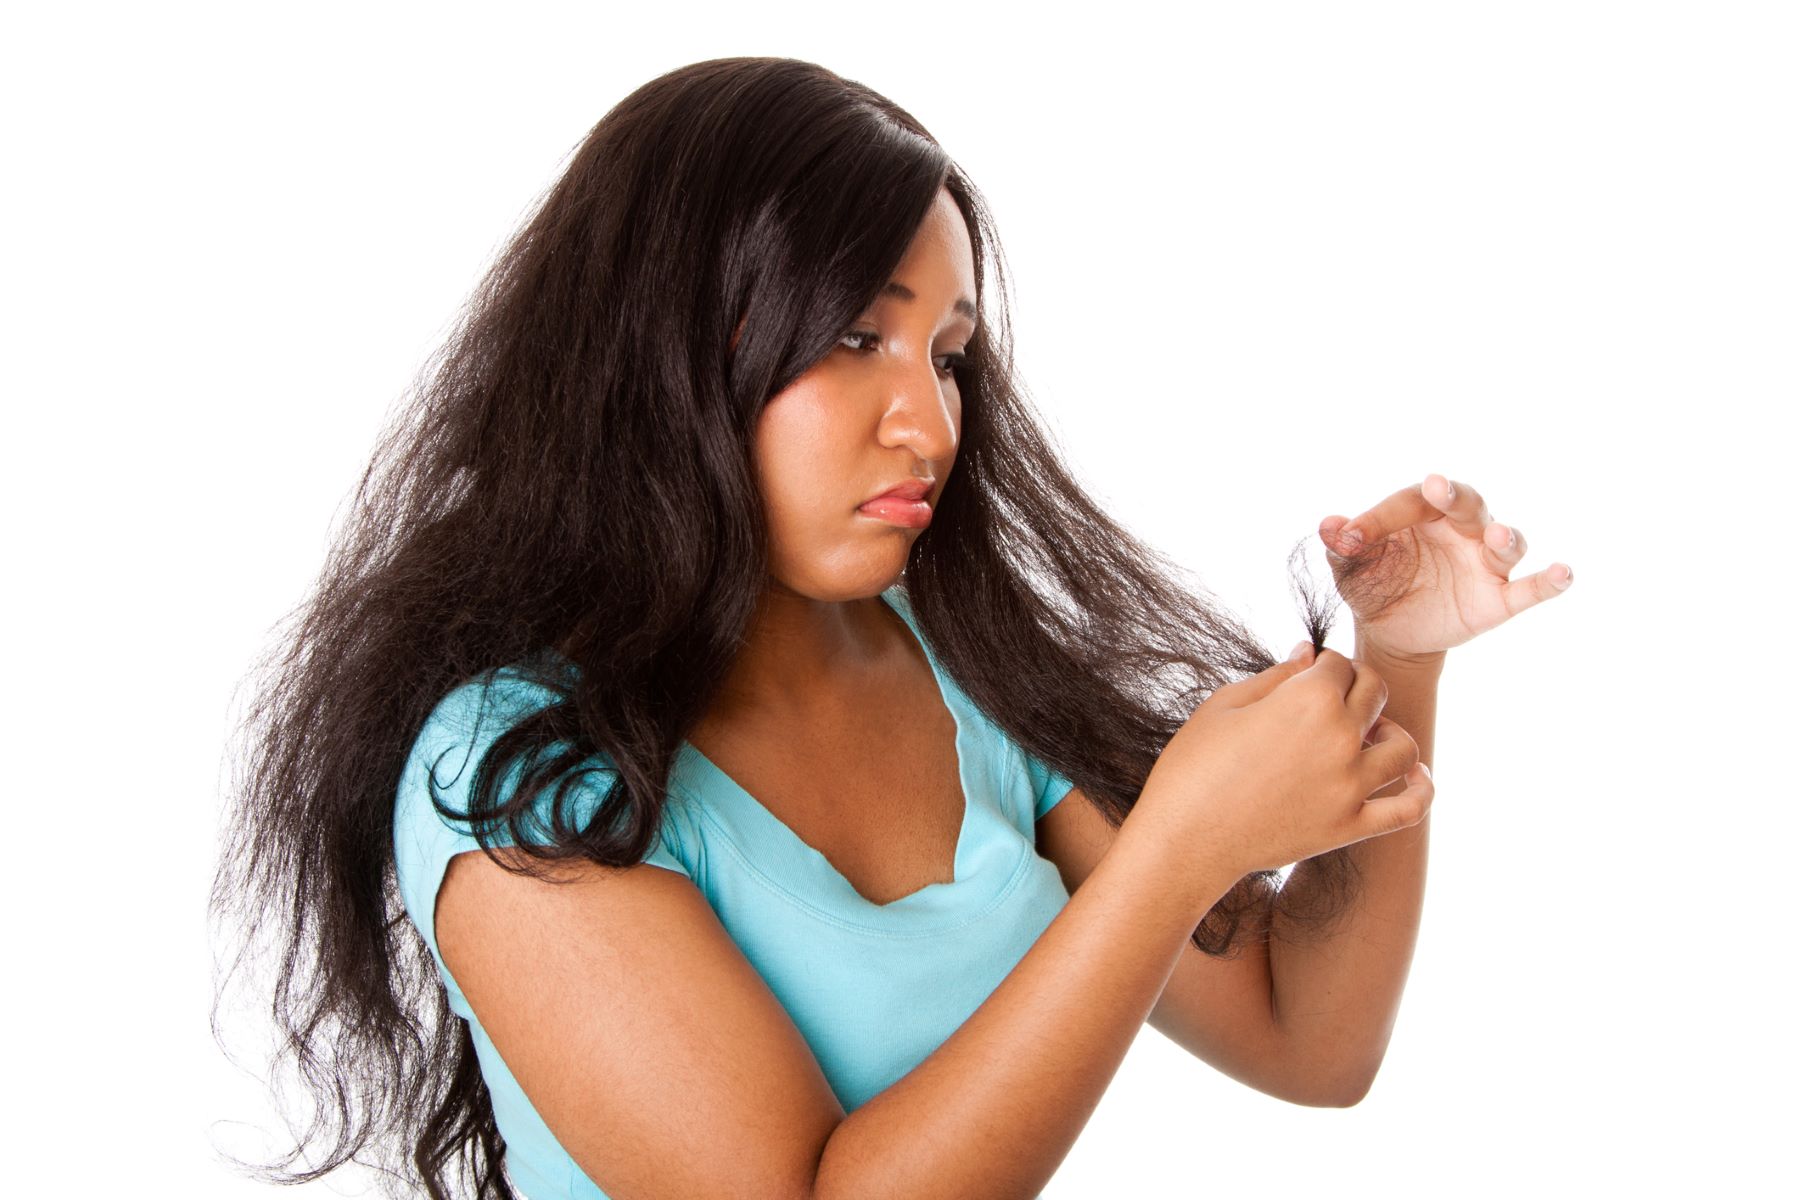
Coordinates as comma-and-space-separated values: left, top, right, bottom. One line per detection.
837, 330, 966, 379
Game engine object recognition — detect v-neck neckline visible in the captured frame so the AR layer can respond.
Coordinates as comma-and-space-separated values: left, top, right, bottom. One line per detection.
676, 584, 988, 919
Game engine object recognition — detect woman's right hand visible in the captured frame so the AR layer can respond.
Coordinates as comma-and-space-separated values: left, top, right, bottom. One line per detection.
1134, 643, 1434, 881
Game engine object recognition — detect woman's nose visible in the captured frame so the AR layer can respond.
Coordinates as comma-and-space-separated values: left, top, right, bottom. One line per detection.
879, 359, 958, 459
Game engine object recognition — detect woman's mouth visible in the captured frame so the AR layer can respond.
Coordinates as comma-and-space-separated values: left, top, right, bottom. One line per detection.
857, 496, 932, 528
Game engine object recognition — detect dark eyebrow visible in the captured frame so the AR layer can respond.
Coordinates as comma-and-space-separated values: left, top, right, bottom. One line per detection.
880, 281, 979, 326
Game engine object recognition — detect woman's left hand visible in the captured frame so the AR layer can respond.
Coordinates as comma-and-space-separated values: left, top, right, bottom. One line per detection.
1319, 473, 1573, 662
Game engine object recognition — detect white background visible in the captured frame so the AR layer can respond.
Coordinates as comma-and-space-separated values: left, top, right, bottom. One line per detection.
6, 2, 1793, 1195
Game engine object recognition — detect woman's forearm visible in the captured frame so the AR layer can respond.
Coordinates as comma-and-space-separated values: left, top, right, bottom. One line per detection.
1266, 640, 1442, 1103
810, 803, 1242, 1200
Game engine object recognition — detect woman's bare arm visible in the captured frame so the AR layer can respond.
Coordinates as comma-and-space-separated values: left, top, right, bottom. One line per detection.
436, 799, 1240, 1200
1035, 650, 1442, 1107
810, 802, 1237, 1199
1263, 644, 1441, 1102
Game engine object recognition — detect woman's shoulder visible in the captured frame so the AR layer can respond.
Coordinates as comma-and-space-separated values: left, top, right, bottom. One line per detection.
396, 662, 586, 849
396, 655, 696, 858
409, 660, 572, 767
392, 660, 699, 988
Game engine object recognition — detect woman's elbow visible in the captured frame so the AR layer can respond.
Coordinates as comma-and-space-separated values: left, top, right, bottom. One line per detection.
1321, 1073, 1376, 1108
1279, 1057, 1381, 1108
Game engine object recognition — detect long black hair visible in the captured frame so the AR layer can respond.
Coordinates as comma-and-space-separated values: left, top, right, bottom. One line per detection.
211, 55, 1376, 1200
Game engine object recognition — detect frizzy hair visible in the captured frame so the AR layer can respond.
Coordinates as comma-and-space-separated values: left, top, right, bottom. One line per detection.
210, 55, 1379, 1200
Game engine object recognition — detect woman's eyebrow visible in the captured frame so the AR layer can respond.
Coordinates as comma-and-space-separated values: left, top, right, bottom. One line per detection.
880, 281, 978, 325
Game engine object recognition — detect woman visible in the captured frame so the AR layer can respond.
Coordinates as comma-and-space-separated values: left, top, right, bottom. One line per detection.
213, 56, 1572, 1200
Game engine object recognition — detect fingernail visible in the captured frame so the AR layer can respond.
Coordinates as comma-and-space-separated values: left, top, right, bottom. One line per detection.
1553, 565, 1573, 590
1288, 641, 1311, 661
1420, 763, 1432, 780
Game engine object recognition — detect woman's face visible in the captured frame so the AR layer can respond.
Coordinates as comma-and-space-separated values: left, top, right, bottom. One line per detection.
752, 187, 976, 601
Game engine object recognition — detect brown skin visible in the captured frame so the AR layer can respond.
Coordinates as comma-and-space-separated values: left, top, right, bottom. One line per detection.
811, 648, 1433, 1198
1037, 643, 1441, 1106
432, 187, 1438, 1197
703, 186, 970, 720
680, 186, 978, 907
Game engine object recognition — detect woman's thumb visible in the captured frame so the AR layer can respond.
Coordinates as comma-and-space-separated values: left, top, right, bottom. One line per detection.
1230, 641, 1315, 703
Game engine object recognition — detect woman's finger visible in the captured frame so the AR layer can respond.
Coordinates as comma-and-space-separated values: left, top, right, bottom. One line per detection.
1483, 520, 1527, 573
1422, 473, 1493, 538
1503, 563, 1576, 615
1354, 759, 1435, 838
1355, 715, 1421, 799
1345, 657, 1390, 738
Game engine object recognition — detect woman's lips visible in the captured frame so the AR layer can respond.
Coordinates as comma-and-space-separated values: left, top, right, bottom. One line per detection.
857, 496, 933, 528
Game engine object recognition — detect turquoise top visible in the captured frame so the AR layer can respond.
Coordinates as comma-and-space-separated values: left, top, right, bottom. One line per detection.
393, 584, 1077, 1199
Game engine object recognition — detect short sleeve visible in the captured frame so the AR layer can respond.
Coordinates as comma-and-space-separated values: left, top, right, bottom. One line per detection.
1021, 747, 1077, 822
392, 669, 693, 1018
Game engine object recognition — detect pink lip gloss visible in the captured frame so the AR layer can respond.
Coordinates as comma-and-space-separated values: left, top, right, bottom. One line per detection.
857, 496, 932, 528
